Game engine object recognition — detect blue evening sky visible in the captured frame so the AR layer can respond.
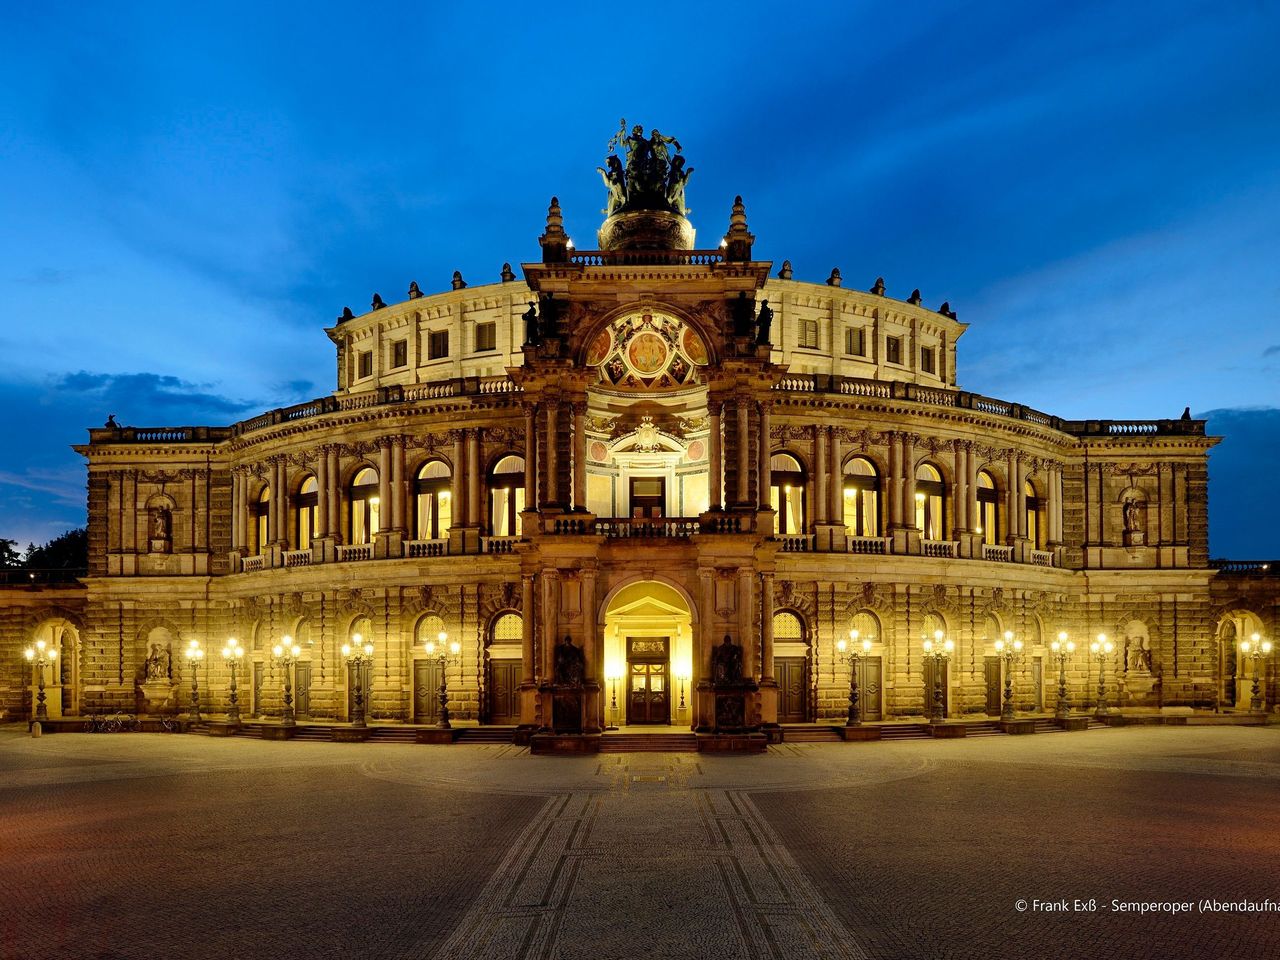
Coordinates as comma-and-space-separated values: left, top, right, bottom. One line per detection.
0, 0, 1276, 556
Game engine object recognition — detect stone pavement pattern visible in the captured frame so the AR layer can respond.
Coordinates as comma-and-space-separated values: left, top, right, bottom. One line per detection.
0, 726, 1277, 960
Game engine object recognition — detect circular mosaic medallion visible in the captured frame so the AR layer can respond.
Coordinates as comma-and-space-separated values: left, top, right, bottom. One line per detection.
590, 441, 609, 463
682, 326, 709, 365
627, 332, 668, 374
686, 440, 705, 461
585, 328, 612, 367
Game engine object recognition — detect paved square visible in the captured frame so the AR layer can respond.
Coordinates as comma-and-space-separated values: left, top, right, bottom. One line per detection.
1, 726, 1277, 959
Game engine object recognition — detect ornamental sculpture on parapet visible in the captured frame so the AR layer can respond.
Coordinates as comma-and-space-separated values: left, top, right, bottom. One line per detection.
600, 119, 693, 217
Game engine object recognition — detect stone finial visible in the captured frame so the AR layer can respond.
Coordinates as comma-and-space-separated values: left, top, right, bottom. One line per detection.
826, 268, 842, 287
938, 301, 957, 319
407, 281, 422, 299
1181, 406, 1192, 420
500, 262, 516, 282
371, 293, 386, 310
778, 260, 793, 280
540, 196, 569, 264
870, 277, 886, 296
338, 306, 355, 322
908, 288, 923, 305
722, 195, 755, 262
451, 271, 467, 291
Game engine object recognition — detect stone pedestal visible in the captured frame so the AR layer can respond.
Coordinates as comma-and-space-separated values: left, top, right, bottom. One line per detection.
840, 726, 883, 741
712, 682, 758, 734
1000, 719, 1037, 735
260, 725, 296, 740
138, 681, 177, 715
1123, 672, 1157, 706
1056, 717, 1090, 731
926, 723, 967, 738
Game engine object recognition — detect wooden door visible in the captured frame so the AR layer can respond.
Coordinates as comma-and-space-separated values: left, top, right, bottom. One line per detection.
294, 662, 312, 719
626, 662, 670, 724
488, 659, 520, 724
414, 661, 442, 724
629, 477, 666, 518
1031, 657, 1044, 712
252, 662, 265, 718
924, 659, 950, 717
857, 656, 882, 721
984, 657, 1002, 716
776, 656, 808, 722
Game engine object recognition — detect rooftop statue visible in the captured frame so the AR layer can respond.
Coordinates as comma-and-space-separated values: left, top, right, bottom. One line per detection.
603, 119, 693, 217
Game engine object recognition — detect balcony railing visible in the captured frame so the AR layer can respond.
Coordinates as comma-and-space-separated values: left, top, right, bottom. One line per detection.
481, 535, 520, 553
847, 535, 889, 555
776, 534, 815, 553
242, 555, 267, 572
404, 539, 448, 558
596, 518, 700, 540
1030, 550, 1054, 567
982, 543, 1014, 562
567, 249, 725, 267
282, 549, 313, 567
1210, 560, 1276, 575
922, 539, 958, 559
336, 543, 373, 562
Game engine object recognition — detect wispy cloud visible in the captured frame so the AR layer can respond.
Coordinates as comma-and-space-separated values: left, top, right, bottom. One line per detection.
54, 371, 258, 419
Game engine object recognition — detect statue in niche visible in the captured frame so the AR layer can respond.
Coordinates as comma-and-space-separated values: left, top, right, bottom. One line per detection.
149, 507, 172, 554
755, 299, 774, 346
1126, 635, 1152, 674
1122, 497, 1143, 533
553, 634, 585, 687
522, 301, 540, 346
144, 644, 171, 682
711, 634, 744, 685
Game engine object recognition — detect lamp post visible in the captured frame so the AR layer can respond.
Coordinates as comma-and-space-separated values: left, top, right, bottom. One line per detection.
221, 640, 244, 725
921, 629, 954, 723
605, 667, 621, 731
423, 630, 461, 729
1090, 634, 1115, 720
22, 639, 58, 722
994, 630, 1024, 722
1049, 631, 1075, 720
836, 629, 873, 726
271, 635, 301, 726
341, 632, 376, 727
185, 639, 205, 723
1240, 633, 1273, 713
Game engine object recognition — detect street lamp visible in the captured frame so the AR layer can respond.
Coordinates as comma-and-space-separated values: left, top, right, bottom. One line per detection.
221, 640, 244, 724
185, 639, 205, 722
993, 630, 1024, 722
341, 632, 376, 727
1240, 633, 1273, 713
605, 665, 622, 730
423, 630, 461, 729
921, 629, 954, 723
271, 635, 301, 726
1090, 633, 1115, 719
1049, 631, 1075, 720
22, 638, 58, 722
836, 629, 873, 726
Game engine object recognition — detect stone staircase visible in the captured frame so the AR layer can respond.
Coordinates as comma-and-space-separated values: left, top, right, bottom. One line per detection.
599, 732, 698, 753
368, 727, 418, 743
455, 726, 516, 744
780, 724, 844, 743
877, 724, 932, 741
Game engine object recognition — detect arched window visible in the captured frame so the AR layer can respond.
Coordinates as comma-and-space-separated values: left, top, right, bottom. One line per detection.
842, 457, 881, 536
349, 468, 380, 545
491, 612, 522, 643
976, 470, 998, 545
296, 476, 318, 550
415, 614, 446, 647
252, 487, 270, 553
773, 610, 805, 642
414, 460, 452, 540
1025, 479, 1041, 549
849, 610, 881, 644
914, 463, 945, 541
770, 453, 807, 535
489, 456, 525, 536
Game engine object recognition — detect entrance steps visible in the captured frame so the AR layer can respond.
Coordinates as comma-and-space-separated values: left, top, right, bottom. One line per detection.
455, 726, 516, 744
966, 721, 1005, 737
780, 724, 844, 743
368, 726, 418, 743
878, 724, 932, 741
600, 732, 698, 753
292, 725, 332, 742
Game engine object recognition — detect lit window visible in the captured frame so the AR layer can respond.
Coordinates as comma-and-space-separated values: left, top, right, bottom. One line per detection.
475, 322, 496, 352
976, 470, 998, 545
349, 467, 380, 545
488, 455, 525, 536
296, 476, 318, 549
414, 460, 452, 540
914, 463, 945, 540
1025, 479, 1041, 549
770, 453, 807, 535
842, 457, 880, 536
252, 487, 270, 552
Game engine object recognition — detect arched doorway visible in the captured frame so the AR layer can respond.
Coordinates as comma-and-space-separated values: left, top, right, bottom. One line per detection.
29, 619, 80, 718
1216, 610, 1264, 709
773, 610, 809, 722
602, 581, 692, 727
486, 612, 522, 724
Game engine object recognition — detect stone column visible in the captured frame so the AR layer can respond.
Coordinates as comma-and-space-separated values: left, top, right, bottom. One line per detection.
737, 569, 755, 679
760, 573, 775, 681
390, 437, 405, 533
466, 429, 481, 526
572, 403, 587, 512
1015, 458, 1029, 540
520, 574, 536, 683
886, 432, 901, 530
708, 401, 723, 511
736, 398, 750, 506
275, 458, 289, 544
544, 402, 559, 506
451, 433, 466, 530
582, 569, 600, 733
756, 401, 771, 510
1048, 463, 1062, 546
315, 448, 329, 540
828, 428, 842, 523
1005, 449, 1018, 545
814, 426, 828, 525
523, 405, 537, 507
901, 435, 917, 529
326, 447, 341, 541
230, 470, 243, 550
953, 442, 969, 536
696, 567, 715, 730
377, 442, 392, 527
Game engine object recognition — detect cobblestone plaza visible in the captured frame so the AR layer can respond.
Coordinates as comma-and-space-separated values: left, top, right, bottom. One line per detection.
2, 725, 1277, 960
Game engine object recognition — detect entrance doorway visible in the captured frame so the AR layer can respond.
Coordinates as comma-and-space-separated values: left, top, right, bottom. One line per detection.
924, 658, 950, 717
626, 637, 670, 724
629, 477, 666, 518
776, 656, 808, 722
487, 659, 520, 724
414, 660, 442, 724
984, 656, 1002, 716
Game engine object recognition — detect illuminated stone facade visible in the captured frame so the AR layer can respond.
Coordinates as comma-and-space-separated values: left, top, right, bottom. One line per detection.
2, 151, 1277, 733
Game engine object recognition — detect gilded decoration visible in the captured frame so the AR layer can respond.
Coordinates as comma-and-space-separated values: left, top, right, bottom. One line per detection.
594, 311, 708, 391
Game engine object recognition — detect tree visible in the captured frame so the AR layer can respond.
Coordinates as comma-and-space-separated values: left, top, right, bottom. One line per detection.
0, 538, 21, 569
23, 529, 88, 571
